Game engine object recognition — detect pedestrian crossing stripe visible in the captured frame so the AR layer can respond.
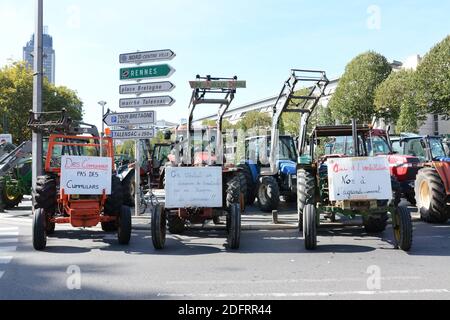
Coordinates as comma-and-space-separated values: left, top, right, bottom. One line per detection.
0, 257, 13, 264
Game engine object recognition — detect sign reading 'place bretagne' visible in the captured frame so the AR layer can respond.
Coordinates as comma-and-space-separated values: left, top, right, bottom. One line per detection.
120, 96, 175, 108
120, 64, 175, 81
119, 81, 175, 95
119, 49, 176, 64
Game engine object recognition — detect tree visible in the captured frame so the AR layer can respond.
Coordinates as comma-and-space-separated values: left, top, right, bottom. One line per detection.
374, 69, 426, 132
0, 61, 83, 144
202, 119, 235, 130
236, 111, 272, 131
415, 35, 450, 117
329, 51, 392, 124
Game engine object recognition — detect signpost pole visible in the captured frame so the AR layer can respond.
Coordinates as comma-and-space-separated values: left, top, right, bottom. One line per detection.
32, 0, 44, 212
135, 138, 141, 216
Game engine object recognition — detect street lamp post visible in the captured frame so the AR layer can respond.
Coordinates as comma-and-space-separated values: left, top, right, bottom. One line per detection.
98, 101, 107, 156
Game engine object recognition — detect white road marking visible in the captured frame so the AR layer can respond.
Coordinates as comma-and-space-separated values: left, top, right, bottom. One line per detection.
0, 257, 13, 264
0, 246, 17, 253
0, 232, 19, 237
0, 271, 4, 279
166, 276, 422, 285
157, 288, 450, 298
0, 239, 18, 244
0, 227, 19, 232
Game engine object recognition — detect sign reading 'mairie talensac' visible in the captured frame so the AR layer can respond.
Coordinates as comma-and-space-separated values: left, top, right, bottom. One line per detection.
60, 156, 112, 195
119, 81, 175, 95
111, 128, 155, 140
120, 96, 175, 108
328, 157, 392, 201
120, 64, 175, 81
165, 167, 223, 209
119, 49, 176, 65
103, 111, 155, 126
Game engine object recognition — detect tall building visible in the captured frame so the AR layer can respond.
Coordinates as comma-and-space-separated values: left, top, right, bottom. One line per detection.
23, 27, 55, 84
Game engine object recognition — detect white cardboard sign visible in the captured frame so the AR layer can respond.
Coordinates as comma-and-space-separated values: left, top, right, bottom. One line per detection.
61, 156, 112, 195
165, 167, 223, 209
328, 157, 392, 201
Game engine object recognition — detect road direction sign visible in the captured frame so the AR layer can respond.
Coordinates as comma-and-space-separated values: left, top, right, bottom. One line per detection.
120, 64, 175, 81
103, 111, 156, 126
119, 81, 175, 95
111, 128, 155, 140
120, 49, 175, 64
120, 96, 175, 108
189, 80, 247, 89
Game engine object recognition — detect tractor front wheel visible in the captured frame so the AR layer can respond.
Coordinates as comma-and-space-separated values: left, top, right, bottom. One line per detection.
303, 204, 317, 250
32, 208, 47, 251
297, 169, 315, 230
257, 176, 280, 213
227, 203, 241, 250
393, 206, 413, 251
415, 168, 448, 224
151, 204, 167, 250
34, 175, 56, 210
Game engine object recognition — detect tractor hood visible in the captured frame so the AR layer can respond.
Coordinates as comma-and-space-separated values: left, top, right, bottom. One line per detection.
277, 160, 297, 175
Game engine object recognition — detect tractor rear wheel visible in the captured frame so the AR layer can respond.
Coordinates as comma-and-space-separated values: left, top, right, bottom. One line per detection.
363, 213, 388, 233
151, 204, 167, 250
393, 206, 413, 251
297, 169, 315, 230
117, 205, 132, 245
32, 208, 47, 251
415, 168, 448, 224
34, 175, 56, 210
103, 176, 123, 232
257, 176, 280, 213
303, 204, 317, 250
168, 214, 185, 234
238, 164, 256, 205
122, 170, 135, 207
227, 203, 241, 250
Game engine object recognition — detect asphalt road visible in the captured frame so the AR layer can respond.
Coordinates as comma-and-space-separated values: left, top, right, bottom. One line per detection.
1, 197, 450, 300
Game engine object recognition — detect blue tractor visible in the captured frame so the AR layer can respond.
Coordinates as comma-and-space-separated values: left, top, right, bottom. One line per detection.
239, 135, 298, 211
239, 69, 329, 212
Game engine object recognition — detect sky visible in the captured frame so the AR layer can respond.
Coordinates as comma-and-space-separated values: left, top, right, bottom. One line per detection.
0, 0, 449, 132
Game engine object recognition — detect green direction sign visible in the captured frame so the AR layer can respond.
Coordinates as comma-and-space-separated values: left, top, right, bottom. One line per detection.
120, 64, 175, 81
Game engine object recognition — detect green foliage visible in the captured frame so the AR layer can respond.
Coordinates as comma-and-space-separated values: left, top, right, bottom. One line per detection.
236, 111, 272, 131
415, 35, 450, 117
115, 140, 135, 158
329, 51, 392, 124
201, 119, 235, 130
0, 61, 83, 144
374, 69, 426, 132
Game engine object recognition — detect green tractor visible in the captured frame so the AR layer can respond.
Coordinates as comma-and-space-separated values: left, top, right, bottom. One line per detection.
297, 122, 413, 251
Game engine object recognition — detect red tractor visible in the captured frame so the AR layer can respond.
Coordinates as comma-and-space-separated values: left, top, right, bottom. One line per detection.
28, 110, 131, 250
151, 75, 246, 250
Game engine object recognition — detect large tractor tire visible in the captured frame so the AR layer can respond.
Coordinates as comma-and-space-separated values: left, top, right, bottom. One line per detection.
32, 208, 47, 251
225, 175, 241, 250
393, 206, 413, 251
303, 204, 317, 250
237, 172, 248, 211
102, 176, 123, 232
168, 214, 185, 234
121, 170, 136, 207
34, 175, 57, 210
297, 169, 315, 230
238, 164, 256, 206
1, 181, 23, 209
118, 205, 132, 245
257, 176, 280, 213
415, 168, 448, 224
363, 213, 388, 233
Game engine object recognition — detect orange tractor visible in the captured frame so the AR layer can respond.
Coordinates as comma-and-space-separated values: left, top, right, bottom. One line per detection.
28, 110, 131, 250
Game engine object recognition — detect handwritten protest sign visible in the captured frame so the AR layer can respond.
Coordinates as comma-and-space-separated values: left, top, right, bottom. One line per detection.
165, 167, 223, 208
327, 157, 392, 201
61, 156, 112, 195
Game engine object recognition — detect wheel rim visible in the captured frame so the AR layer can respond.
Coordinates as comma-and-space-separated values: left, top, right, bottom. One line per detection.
419, 180, 431, 209
259, 185, 268, 202
5, 186, 19, 201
